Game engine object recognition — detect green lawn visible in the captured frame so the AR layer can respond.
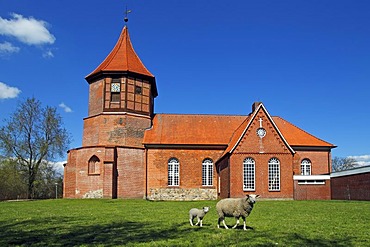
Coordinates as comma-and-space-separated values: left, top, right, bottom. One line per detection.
0, 199, 369, 246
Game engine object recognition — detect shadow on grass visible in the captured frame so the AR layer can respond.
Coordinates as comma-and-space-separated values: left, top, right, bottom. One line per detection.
283, 233, 356, 247
0, 216, 191, 246
0, 217, 356, 247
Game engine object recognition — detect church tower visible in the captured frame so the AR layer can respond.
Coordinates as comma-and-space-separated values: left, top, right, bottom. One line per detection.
83, 25, 157, 148
64, 24, 157, 199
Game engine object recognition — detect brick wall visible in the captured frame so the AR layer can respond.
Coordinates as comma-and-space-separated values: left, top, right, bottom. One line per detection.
331, 170, 370, 201
146, 148, 224, 199
88, 79, 104, 116
83, 114, 151, 147
226, 109, 295, 199
293, 177, 331, 200
64, 147, 105, 198
228, 153, 294, 199
294, 150, 332, 175
116, 147, 146, 198
217, 156, 230, 198
64, 145, 147, 199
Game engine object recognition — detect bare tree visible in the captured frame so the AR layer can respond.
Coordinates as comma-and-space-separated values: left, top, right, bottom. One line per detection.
0, 97, 71, 199
332, 156, 357, 172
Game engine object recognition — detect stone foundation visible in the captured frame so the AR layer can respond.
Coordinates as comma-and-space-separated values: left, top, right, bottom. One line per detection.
147, 188, 217, 201
83, 189, 103, 199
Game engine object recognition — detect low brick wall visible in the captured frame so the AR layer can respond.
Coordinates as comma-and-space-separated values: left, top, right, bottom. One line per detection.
331, 166, 370, 201
147, 188, 217, 201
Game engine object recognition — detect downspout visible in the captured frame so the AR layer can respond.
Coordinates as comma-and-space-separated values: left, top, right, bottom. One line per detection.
145, 147, 148, 199
328, 150, 332, 173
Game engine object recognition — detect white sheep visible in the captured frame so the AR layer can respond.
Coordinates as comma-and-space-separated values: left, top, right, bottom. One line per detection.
189, 206, 210, 227
216, 194, 260, 231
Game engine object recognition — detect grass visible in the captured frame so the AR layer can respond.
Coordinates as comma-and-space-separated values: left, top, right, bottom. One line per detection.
0, 199, 369, 246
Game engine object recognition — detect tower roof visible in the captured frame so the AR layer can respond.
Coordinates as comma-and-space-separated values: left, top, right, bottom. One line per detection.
85, 25, 154, 81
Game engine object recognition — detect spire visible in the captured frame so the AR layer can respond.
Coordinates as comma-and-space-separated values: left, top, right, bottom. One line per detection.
85, 25, 154, 81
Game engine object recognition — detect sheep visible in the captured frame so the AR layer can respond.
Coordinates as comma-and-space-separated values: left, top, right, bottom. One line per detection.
216, 194, 260, 231
189, 206, 210, 227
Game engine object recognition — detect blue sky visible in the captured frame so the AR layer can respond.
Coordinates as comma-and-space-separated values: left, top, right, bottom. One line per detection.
0, 0, 369, 166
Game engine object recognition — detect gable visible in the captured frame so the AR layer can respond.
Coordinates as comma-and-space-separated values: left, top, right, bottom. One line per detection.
229, 104, 294, 155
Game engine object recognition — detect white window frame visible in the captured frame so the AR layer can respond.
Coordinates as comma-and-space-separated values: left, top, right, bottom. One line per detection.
202, 159, 213, 186
268, 158, 280, 191
168, 158, 179, 186
243, 157, 255, 191
301, 159, 312, 175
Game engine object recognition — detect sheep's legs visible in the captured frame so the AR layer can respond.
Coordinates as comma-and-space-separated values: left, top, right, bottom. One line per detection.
189, 218, 194, 226
222, 220, 229, 229
197, 219, 203, 227
191, 217, 203, 227
218, 217, 229, 229
242, 216, 247, 231
232, 219, 240, 229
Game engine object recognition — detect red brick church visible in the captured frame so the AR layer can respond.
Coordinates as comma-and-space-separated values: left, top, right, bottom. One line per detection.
64, 24, 336, 200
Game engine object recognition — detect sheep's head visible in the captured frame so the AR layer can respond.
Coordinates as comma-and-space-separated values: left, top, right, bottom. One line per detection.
246, 194, 260, 204
203, 206, 210, 213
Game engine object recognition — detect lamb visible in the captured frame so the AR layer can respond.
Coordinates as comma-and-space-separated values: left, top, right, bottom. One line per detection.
216, 194, 259, 231
189, 206, 210, 227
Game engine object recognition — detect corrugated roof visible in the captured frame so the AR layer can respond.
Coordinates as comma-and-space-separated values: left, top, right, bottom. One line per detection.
86, 26, 154, 80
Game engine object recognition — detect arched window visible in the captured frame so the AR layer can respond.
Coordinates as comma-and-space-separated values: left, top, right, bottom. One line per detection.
301, 159, 312, 175
168, 158, 179, 186
268, 158, 280, 191
202, 159, 213, 186
88, 155, 100, 175
243, 158, 255, 191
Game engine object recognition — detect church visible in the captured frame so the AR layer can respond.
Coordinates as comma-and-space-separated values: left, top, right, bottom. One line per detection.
63, 23, 336, 200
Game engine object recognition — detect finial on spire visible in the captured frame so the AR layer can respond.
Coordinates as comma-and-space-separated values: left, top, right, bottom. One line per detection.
124, 6, 132, 23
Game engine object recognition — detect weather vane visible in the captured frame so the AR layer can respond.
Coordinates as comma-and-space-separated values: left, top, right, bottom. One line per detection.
124, 6, 132, 23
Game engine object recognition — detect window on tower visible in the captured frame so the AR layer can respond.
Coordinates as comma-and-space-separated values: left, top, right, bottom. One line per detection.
135, 85, 142, 95
111, 79, 121, 102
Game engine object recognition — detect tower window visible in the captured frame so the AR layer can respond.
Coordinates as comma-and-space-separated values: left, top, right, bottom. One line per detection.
111, 92, 120, 102
111, 81, 121, 102
111, 82, 121, 92
135, 85, 142, 95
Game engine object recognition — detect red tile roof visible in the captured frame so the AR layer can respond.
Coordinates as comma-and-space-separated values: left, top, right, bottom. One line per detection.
143, 114, 246, 146
143, 113, 335, 149
273, 116, 334, 147
86, 26, 154, 80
